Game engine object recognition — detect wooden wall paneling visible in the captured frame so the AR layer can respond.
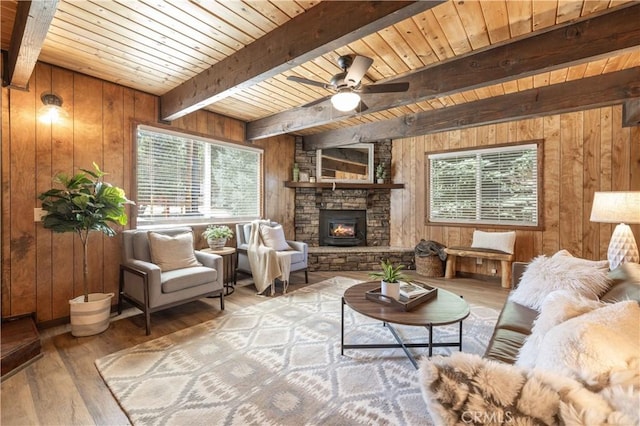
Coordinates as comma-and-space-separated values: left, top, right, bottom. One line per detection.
515, 118, 543, 261
396, 137, 411, 246
208, 113, 227, 139
611, 105, 630, 190
1, 73, 10, 317
9, 76, 37, 317
390, 136, 404, 246
630, 125, 640, 241
559, 111, 584, 256
50, 66, 75, 319
121, 88, 135, 230
413, 136, 427, 245
102, 82, 125, 297
582, 108, 601, 260
597, 106, 613, 259
34, 62, 53, 321
73, 74, 104, 297
258, 135, 294, 233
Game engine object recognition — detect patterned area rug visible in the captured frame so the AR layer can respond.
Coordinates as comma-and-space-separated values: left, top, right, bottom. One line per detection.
96, 277, 499, 426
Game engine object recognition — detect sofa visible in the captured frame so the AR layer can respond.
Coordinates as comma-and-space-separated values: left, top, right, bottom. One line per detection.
419, 251, 640, 425
485, 261, 640, 364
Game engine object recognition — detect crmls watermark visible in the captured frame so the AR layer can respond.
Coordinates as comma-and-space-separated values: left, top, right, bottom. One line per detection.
461, 411, 515, 424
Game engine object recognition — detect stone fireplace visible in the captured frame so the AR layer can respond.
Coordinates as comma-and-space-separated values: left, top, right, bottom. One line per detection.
290, 139, 414, 271
319, 209, 366, 247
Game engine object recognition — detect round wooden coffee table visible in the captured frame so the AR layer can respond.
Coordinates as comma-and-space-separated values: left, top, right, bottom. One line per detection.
341, 281, 470, 368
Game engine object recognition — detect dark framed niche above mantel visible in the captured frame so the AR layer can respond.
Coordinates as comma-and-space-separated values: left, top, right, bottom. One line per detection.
284, 182, 404, 189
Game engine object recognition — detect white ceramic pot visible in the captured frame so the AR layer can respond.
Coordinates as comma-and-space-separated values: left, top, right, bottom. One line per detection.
207, 237, 227, 250
380, 280, 400, 300
69, 292, 114, 337
377, 178, 384, 184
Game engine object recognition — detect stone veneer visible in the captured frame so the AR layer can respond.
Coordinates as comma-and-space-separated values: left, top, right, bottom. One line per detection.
292, 138, 414, 272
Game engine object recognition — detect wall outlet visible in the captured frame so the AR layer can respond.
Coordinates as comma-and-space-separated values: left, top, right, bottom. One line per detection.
34, 207, 46, 222
476, 257, 482, 265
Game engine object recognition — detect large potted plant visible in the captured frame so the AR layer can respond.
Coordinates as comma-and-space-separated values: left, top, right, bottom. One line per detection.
369, 259, 407, 299
38, 163, 133, 337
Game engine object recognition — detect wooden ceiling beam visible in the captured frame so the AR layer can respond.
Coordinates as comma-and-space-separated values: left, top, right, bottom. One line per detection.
303, 67, 640, 150
3, 0, 58, 90
247, 3, 640, 140
160, 1, 443, 122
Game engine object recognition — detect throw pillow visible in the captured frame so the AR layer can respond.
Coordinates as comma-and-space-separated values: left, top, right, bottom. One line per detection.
148, 231, 201, 272
509, 250, 610, 310
516, 290, 605, 369
533, 300, 640, 381
471, 230, 516, 254
260, 224, 291, 251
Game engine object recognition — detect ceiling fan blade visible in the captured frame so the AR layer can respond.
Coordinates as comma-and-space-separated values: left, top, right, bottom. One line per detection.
360, 82, 410, 94
287, 75, 328, 89
345, 55, 373, 86
301, 95, 331, 108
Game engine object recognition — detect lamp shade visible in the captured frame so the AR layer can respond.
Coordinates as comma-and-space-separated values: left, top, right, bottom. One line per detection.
589, 192, 640, 224
330, 91, 360, 112
590, 191, 640, 269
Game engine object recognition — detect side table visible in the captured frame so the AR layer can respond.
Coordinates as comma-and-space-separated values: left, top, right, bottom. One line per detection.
200, 247, 236, 295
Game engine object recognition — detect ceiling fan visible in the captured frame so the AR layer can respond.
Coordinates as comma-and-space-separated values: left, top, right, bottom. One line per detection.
287, 55, 410, 112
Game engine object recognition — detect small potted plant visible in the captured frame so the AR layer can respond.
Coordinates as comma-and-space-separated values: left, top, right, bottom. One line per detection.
369, 259, 407, 299
202, 225, 234, 250
39, 163, 133, 337
375, 163, 386, 184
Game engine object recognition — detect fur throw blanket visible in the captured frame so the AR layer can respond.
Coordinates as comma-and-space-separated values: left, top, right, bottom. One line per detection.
419, 352, 639, 425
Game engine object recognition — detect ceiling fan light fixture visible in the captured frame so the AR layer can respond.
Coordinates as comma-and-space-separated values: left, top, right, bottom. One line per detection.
331, 91, 360, 112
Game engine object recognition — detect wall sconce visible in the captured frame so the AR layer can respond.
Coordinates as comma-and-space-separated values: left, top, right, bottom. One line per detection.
331, 90, 361, 112
590, 191, 640, 269
39, 92, 64, 124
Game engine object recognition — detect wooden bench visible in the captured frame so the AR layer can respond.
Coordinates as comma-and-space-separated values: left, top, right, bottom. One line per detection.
444, 247, 514, 288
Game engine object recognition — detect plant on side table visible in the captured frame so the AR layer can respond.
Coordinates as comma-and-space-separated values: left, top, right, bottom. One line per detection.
369, 259, 407, 299
202, 225, 234, 249
38, 163, 133, 337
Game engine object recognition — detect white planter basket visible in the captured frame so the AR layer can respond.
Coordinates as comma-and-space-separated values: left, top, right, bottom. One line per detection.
207, 237, 227, 250
380, 281, 400, 299
69, 292, 114, 337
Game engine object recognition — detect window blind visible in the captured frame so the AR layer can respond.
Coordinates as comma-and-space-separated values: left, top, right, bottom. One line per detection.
136, 125, 262, 226
428, 144, 538, 226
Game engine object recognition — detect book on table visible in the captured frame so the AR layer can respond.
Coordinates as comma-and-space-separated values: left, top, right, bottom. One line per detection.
399, 281, 431, 299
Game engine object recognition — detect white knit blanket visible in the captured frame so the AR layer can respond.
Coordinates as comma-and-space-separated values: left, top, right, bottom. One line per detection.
247, 220, 292, 295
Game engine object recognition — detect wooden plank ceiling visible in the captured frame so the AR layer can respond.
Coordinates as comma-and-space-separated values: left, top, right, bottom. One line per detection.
2, 0, 639, 146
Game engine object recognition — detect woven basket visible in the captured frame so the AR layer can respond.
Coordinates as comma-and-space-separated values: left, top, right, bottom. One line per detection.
415, 255, 444, 277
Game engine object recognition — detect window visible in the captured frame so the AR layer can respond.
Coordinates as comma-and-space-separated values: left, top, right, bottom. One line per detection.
428, 142, 540, 227
135, 125, 262, 227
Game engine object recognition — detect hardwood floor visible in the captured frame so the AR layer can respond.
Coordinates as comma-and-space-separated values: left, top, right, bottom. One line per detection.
0, 271, 509, 426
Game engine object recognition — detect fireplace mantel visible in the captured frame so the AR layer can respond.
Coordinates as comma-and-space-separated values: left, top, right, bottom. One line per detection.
285, 181, 404, 189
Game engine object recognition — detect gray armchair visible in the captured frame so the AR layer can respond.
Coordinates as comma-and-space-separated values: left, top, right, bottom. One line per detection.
236, 222, 308, 283
119, 227, 224, 335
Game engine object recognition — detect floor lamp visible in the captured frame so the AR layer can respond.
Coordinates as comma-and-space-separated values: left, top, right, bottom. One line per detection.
590, 191, 640, 270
